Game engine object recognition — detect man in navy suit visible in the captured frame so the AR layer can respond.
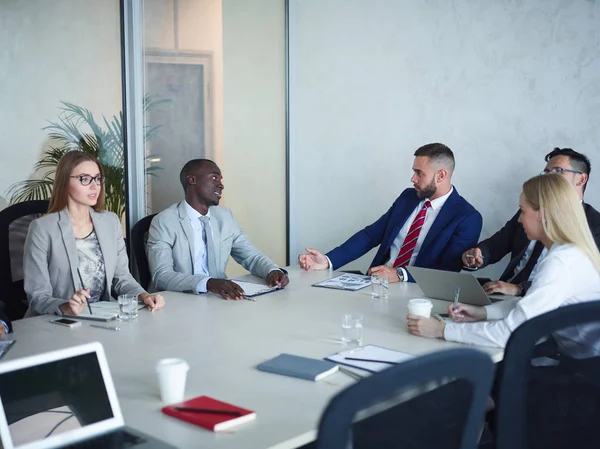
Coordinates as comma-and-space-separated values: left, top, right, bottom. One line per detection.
298, 143, 483, 282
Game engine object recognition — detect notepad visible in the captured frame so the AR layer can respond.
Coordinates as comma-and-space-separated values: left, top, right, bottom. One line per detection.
326, 345, 415, 373
233, 280, 281, 298
312, 274, 372, 291
257, 353, 339, 381
62, 301, 121, 322
0, 341, 15, 360
162, 396, 256, 432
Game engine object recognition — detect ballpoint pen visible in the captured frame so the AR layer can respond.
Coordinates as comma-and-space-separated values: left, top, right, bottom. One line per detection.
344, 357, 399, 365
77, 268, 93, 315
453, 285, 460, 311
90, 324, 121, 331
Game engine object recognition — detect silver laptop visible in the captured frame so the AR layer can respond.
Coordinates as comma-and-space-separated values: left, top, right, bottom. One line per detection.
407, 266, 511, 306
0, 342, 176, 449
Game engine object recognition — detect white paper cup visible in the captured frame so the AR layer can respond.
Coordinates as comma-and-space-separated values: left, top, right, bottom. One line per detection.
156, 358, 189, 404
407, 298, 433, 318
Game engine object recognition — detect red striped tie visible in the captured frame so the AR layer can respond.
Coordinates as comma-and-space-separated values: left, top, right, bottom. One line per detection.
393, 200, 431, 268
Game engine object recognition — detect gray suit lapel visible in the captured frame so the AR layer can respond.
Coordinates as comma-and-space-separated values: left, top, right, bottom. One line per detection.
177, 202, 197, 272
57, 208, 80, 291
90, 209, 113, 298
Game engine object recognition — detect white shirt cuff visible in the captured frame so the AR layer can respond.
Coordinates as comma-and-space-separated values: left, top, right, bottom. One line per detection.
196, 278, 210, 294
1, 320, 8, 334
325, 256, 333, 270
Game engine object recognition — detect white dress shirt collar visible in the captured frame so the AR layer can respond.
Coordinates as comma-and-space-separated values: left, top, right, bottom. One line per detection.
184, 201, 211, 221
426, 186, 453, 211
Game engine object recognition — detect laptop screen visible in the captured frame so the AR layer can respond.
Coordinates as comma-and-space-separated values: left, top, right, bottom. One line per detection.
0, 350, 115, 448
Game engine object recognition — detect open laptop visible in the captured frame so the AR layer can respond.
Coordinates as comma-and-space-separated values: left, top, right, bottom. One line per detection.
0, 342, 176, 449
407, 266, 514, 306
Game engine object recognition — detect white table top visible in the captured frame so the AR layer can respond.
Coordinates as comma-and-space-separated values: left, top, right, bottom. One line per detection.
4, 267, 503, 449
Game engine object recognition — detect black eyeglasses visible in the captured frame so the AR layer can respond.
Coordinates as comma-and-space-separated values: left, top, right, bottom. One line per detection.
541, 167, 582, 175
70, 175, 105, 186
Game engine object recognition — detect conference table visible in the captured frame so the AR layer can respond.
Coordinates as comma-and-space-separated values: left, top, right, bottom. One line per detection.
3, 267, 503, 449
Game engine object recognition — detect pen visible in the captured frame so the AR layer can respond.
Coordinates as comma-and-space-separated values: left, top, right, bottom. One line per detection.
76, 268, 93, 315
173, 407, 242, 416
90, 324, 120, 331
453, 285, 460, 312
344, 357, 399, 365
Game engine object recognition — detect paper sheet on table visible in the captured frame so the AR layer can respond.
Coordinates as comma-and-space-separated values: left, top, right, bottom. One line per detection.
63, 301, 121, 322
326, 345, 416, 372
233, 280, 280, 298
312, 274, 372, 291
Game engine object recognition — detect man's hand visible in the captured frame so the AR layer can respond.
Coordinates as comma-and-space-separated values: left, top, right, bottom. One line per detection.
406, 315, 446, 339
266, 270, 289, 288
462, 247, 484, 269
367, 265, 401, 283
483, 281, 520, 296
0, 324, 6, 339
207, 279, 245, 300
139, 293, 166, 311
298, 248, 329, 271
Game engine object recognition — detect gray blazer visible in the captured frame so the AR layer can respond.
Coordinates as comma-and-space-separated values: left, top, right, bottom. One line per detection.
23, 208, 145, 316
147, 202, 279, 293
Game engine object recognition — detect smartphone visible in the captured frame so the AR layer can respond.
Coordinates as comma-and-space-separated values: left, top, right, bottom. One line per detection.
434, 313, 452, 323
50, 318, 82, 328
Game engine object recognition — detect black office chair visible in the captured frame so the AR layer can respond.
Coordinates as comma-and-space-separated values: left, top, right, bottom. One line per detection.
316, 349, 495, 449
494, 301, 600, 449
131, 214, 156, 291
0, 200, 49, 320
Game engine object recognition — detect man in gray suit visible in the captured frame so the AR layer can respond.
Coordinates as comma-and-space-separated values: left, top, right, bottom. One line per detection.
147, 159, 289, 300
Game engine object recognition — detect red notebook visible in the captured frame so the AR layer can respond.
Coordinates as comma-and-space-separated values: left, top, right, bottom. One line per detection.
161, 396, 256, 432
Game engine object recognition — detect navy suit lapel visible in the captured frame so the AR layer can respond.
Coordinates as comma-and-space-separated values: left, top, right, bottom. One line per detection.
382, 192, 422, 254
417, 189, 459, 259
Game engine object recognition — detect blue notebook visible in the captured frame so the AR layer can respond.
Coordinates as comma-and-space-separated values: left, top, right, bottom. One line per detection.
257, 353, 339, 381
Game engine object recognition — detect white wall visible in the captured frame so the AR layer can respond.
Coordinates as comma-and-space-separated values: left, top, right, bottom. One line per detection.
0, 0, 122, 210
222, 0, 287, 275
289, 0, 600, 278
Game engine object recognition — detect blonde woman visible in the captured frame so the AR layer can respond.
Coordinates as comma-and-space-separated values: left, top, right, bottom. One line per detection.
23, 151, 165, 316
408, 173, 600, 354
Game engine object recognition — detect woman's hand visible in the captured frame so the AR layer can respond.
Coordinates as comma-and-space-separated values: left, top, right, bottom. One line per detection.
139, 293, 165, 311
406, 315, 446, 339
448, 303, 487, 322
60, 288, 91, 315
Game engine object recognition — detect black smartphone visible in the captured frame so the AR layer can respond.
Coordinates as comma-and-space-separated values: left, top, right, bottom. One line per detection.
50, 318, 82, 328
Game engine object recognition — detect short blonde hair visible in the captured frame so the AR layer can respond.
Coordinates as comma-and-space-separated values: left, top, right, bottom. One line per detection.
522, 173, 600, 272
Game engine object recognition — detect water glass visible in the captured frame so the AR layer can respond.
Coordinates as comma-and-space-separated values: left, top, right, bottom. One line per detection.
341, 314, 364, 345
371, 274, 389, 299
118, 294, 139, 321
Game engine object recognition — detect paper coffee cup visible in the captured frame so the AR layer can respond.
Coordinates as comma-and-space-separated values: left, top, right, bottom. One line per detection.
156, 358, 189, 404
407, 298, 433, 318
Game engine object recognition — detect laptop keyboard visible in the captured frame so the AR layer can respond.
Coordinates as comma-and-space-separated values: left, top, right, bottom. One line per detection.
63, 429, 146, 448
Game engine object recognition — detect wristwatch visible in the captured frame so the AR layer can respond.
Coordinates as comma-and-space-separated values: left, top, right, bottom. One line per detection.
395, 267, 405, 282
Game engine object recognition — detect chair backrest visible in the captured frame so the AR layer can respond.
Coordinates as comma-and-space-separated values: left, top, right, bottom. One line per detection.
0, 200, 49, 320
494, 301, 600, 449
316, 348, 495, 449
131, 214, 156, 291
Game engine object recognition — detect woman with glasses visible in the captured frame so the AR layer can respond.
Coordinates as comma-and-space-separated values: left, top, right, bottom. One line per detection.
23, 151, 165, 316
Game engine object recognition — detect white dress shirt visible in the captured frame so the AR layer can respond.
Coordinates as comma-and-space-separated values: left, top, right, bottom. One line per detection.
444, 244, 600, 351
1, 321, 7, 334
184, 201, 212, 293
386, 187, 454, 282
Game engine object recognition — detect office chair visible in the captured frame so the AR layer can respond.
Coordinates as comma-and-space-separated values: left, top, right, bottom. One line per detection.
131, 214, 156, 290
0, 200, 49, 320
494, 301, 600, 449
316, 348, 495, 449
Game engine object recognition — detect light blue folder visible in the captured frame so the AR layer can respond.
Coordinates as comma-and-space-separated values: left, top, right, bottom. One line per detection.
257, 353, 339, 381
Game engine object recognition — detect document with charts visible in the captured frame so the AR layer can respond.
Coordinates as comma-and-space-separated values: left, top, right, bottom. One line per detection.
312, 274, 372, 291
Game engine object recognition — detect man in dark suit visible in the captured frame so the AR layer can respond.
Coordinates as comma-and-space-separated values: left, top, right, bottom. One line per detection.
0, 301, 12, 338
463, 147, 600, 296
298, 143, 483, 282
